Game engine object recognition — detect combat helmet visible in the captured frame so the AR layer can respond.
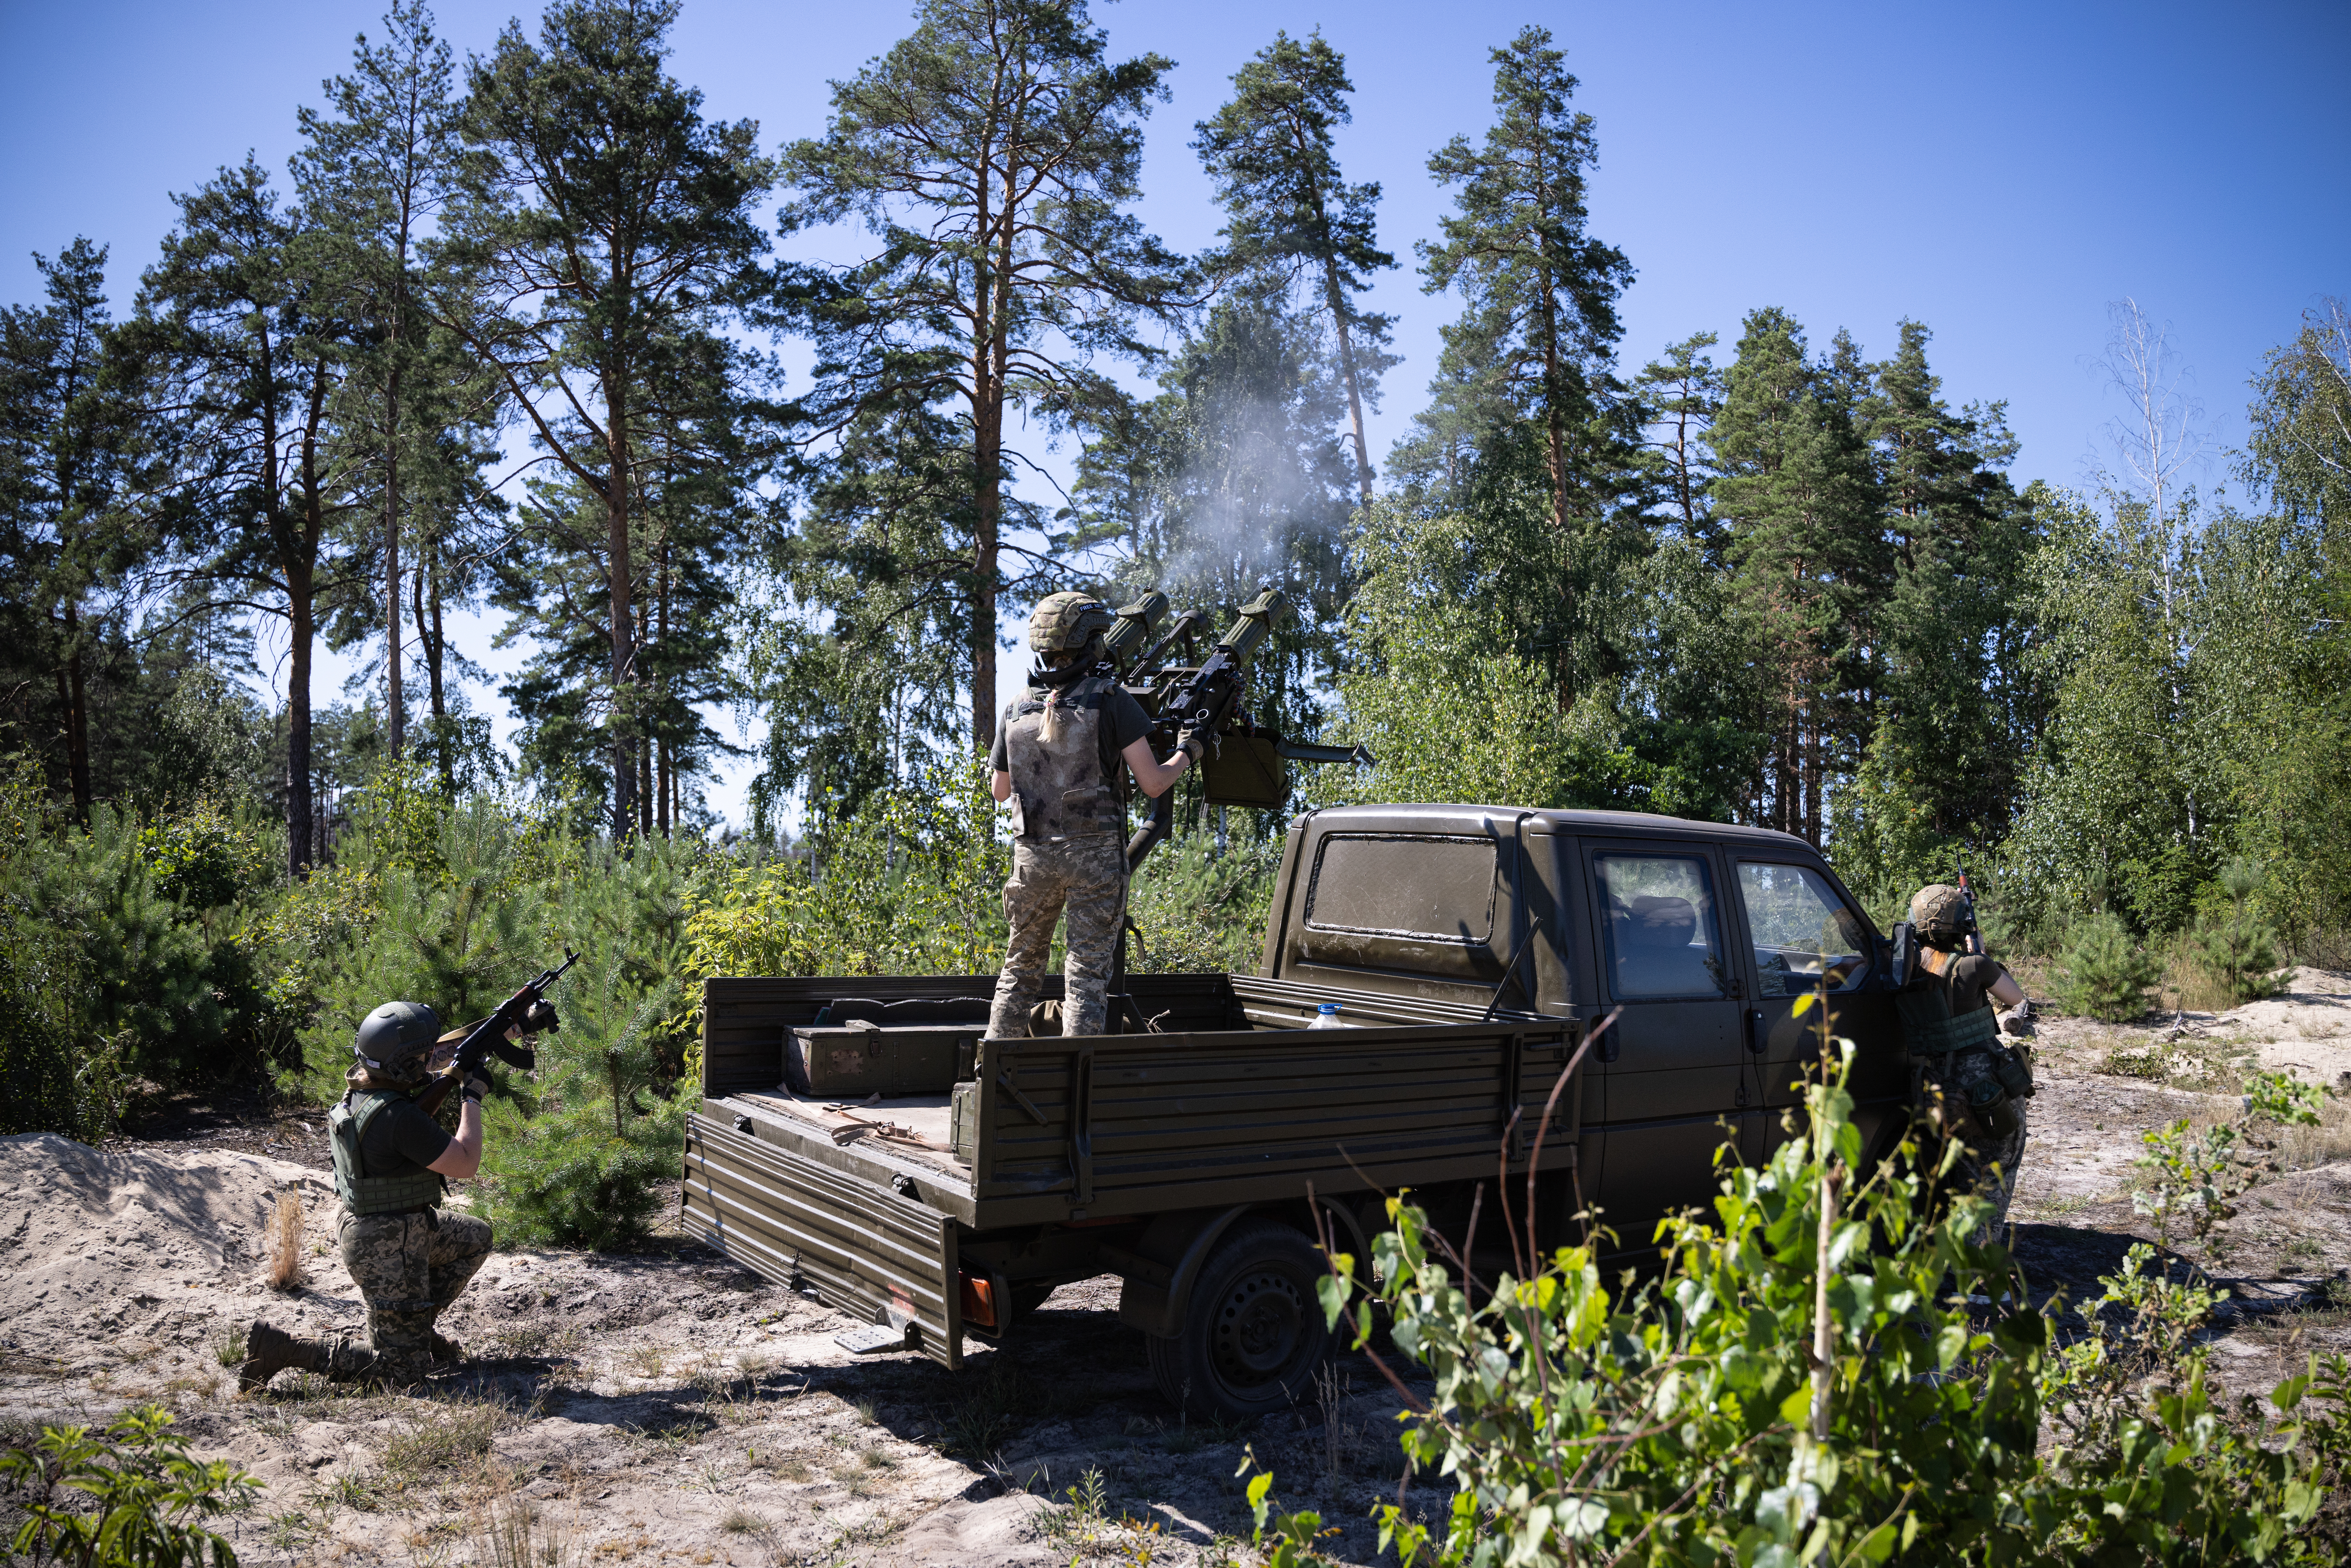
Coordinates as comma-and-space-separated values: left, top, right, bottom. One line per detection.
1028, 592, 1116, 655
354, 1000, 443, 1085
1908, 884, 1975, 951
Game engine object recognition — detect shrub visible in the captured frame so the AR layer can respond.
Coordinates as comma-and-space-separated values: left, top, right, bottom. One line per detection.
0, 1403, 259, 1567
1265, 1022, 2348, 1566
2055, 910, 2161, 1020
678, 764, 1006, 1002
1127, 827, 1280, 975
2186, 857, 2294, 1007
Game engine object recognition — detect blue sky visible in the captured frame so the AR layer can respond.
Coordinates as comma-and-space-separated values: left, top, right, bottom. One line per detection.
3, 0, 2344, 827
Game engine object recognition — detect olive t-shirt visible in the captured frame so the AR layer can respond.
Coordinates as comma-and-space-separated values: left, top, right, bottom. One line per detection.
357, 1094, 452, 1180
987, 683, 1155, 772
1941, 953, 2007, 1016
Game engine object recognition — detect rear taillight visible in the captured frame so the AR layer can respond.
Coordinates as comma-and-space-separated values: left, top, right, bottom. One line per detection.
959, 1271, 998, 1330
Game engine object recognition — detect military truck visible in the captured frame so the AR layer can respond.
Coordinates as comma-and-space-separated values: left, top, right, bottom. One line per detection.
681, 802, 1915, 1419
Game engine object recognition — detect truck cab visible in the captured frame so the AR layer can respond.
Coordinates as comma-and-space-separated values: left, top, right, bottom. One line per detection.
1260, 804, 1907, 1238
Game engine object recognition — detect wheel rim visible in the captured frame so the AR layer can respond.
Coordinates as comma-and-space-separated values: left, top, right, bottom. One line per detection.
1210, 1266, 1309, 1396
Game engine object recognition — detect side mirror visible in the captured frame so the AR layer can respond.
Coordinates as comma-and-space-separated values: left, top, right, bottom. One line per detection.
1887, 922, 1919, 989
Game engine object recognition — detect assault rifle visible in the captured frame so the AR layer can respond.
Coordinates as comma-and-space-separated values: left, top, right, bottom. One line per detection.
1954, 856, 1987, 957
415, 951, 578, 1117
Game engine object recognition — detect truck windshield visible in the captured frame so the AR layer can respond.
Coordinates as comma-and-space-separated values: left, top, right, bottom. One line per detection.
1737, 863, 1869, 995
1594, 854, 1728, 999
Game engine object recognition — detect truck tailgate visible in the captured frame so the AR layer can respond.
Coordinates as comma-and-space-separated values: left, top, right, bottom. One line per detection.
681, 1112, 964, 1367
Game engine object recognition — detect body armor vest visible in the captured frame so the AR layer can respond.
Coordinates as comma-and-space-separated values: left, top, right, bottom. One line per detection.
329, 1086, 447, 1215
1897, 1002, 2000, 1057
1000, 675, 1126, 840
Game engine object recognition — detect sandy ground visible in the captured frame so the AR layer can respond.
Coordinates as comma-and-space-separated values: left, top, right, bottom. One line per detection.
6, 972, 2351, 1565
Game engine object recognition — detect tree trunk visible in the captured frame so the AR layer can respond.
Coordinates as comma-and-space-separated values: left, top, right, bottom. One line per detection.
655, 546, 670, 836
971, 354, 1003, 754
385, 362, 404, 759
287, 565, 315, 880
59, 602, 92, 822
606, 383, 636, 840
1321, 254, 1374, 508
417, 555, 452, 796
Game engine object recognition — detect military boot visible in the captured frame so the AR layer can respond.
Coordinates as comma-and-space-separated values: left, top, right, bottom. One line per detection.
429, 1331, 465, 1367
238, 1320, 326, 1393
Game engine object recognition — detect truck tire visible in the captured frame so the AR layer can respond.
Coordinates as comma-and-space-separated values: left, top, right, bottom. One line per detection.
1146, 1218, 1330, 1420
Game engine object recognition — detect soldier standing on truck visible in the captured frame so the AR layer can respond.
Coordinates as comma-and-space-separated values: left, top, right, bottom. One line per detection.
1898, 883, 2037, 1229
237, 1001, 497, 1391
988, 593, 1204, 1040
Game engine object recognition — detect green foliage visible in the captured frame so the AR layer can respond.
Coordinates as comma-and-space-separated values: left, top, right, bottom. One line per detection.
1126, 827, 1281, 975
291, 779, 579, 1100
680, 764, 1007, 1006
1330, 505, 1653, 812
477, 837, 697, 1249
2054, 910, 2161, 1021
2184, 856, 2294, 1005
0, 1403, 259, 1568
1268, 1024, 2348, 1565
2132, 1070, 2324, 1271
0, 755, 84, 1135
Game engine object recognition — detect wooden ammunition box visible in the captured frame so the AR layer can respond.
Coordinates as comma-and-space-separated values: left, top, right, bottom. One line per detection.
785, 1022, 980, 1098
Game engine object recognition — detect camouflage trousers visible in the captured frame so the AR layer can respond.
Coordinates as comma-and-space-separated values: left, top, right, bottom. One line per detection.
331, 1205, 492, 1383
1919, 1048, 2031, 1239
989, 835, 1128, 1040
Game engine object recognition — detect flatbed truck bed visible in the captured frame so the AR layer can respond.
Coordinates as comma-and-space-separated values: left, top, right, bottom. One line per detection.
682, 971, 1586, 1415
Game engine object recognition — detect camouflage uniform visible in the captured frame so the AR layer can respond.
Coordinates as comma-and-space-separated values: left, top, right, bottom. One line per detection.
330, 1206, 493, 1384
988, 667, 1136, 1041
989, 834, 1130, 1040
1900, 885, 2033, 1236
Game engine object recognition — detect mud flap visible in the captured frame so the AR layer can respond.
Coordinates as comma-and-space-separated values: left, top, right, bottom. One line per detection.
682, 1111, 961, 1367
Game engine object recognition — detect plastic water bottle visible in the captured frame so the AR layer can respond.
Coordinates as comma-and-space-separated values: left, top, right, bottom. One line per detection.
1308, 1003, 1346, 1030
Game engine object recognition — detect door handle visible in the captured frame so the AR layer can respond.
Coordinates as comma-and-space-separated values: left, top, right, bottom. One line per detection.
1746, 1008, 1767, 1054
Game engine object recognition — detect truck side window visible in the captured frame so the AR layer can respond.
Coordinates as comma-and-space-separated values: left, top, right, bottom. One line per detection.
1736, 863, 1869, 995
1304, 835, 1497, 944
1594, 855, 1728, 999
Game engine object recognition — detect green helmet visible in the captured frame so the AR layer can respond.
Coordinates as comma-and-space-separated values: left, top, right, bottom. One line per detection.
1027, 591, 1116, 655
1909, 884, 1974, 949
354, 1000, 443, 1080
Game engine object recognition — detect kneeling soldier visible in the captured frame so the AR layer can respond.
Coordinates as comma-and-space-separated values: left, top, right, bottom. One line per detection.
239, 1001, 494, 1391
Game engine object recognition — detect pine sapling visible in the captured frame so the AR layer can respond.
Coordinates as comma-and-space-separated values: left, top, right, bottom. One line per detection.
2055, 911, 2160, 1021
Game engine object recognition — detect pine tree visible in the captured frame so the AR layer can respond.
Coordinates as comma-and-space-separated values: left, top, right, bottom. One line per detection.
782, 0, 1197, 754
294, 0, 464, 762
1632, 330, 1724, 555
1414, 26, 1635, 536
135, 159, 373, 878
1711, 309, 1883, 842
0, 240, 148, 820
1854, 320, 2033, 852
1193, 31, 1396, 508
438, 0, 774, 836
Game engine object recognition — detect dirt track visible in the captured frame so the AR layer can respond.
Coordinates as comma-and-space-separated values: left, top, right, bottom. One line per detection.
5, 972, 2351, 1566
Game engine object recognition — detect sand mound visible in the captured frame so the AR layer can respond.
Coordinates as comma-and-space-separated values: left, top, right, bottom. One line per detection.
0, 1132, 335, 1355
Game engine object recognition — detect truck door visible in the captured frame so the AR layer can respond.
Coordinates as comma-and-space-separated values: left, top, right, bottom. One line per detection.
1725, 859, 1891, 1160
1578, 840, 1744, 1240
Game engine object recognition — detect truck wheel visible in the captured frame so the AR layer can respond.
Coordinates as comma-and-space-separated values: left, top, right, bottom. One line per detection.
1147, 1219, 1330, 1421
1008, 1282, 1056, 1322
